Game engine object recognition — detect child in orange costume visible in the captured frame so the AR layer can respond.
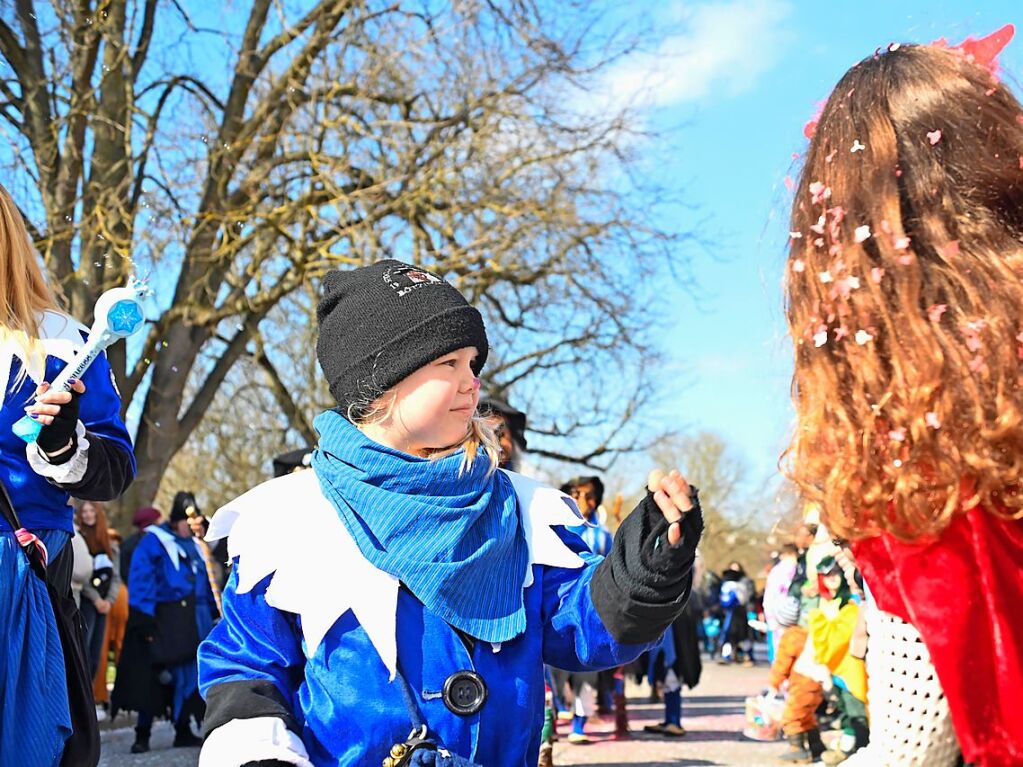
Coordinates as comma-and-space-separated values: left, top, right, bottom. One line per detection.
768, 596, 825, 764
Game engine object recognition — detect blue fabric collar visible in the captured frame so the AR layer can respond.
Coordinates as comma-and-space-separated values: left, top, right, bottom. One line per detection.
311, 410, 529, 643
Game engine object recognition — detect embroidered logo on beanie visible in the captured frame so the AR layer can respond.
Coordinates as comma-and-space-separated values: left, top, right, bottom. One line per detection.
383, 263, 444, 297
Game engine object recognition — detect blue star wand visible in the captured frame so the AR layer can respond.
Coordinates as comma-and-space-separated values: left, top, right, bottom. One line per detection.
12, 277, 150, 443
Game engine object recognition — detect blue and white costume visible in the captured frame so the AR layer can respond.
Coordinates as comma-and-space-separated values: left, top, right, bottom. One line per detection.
0, 310, 135, 766
120, 524, 217, 718
198, 430, 702, 766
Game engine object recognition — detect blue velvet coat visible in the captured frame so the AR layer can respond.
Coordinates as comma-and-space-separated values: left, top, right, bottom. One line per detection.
197, 469, 674, 767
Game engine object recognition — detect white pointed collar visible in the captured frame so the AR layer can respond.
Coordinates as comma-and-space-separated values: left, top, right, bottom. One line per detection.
206, 468, 585, 680
144, 524, 205, 571
0, 311, 85, 405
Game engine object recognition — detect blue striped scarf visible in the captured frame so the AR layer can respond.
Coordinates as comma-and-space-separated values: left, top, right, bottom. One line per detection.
311, 410, 529, 643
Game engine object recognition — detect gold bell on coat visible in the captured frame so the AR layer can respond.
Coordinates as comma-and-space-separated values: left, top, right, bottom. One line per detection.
382, 742, 409, 767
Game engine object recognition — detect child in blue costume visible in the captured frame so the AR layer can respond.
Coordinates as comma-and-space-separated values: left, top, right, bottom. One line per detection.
0, 184, 136, 766
198, 260, 703, 766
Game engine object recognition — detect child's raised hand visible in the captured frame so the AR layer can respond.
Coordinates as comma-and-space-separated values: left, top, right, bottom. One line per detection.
647, 468, 696, 546
26, 379, 87, 426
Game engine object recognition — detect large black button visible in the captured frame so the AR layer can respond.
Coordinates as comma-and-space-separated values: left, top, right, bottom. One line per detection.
442, 670, 487, 716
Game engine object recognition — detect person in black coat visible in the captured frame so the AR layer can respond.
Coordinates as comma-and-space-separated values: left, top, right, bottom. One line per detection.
643, 593, 703, 736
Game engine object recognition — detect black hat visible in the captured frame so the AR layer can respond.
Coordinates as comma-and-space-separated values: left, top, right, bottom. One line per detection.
480, 398, 527, 450
316, 260, 489, 416
170, 491, 199, 523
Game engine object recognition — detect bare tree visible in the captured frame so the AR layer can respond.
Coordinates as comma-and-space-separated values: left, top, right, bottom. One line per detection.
0, 1, 685, 522
645, 432, 774, 575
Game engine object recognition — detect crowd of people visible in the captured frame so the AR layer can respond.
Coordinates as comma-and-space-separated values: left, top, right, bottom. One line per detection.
2, 21, 1023, 767
64, 492, 226, 755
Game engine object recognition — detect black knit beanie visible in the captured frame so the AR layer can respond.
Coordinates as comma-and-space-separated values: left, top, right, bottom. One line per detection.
316, 260, 489, 417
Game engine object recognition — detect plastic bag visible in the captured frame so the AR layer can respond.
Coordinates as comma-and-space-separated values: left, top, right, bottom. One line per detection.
742, 693, 784, 742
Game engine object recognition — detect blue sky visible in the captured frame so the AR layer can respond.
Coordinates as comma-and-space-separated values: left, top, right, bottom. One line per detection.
604, 1, 1023, 488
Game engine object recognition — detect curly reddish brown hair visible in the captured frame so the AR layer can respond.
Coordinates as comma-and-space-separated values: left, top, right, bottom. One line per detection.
783, 43, 1023, 541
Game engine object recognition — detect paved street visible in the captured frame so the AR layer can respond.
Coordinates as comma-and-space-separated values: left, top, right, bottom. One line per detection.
552, 661, 797, 767
98, 659, 794, 766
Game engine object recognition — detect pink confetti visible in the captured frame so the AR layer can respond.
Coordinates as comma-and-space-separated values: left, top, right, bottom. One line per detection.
894, 236, 911, 250
851, 140, 866, 153
968, 355, 988, 374
791, 152, 801, 160
898, 254, 914, 265
814, 238, 825, 248
855, 329, 873, 345
854, 225, 871, 242
836, 276, 860, 297
880, 219, 892, 234
889, 43, 901, 52
986, 87, 997, 96
829, 206, 846, 224
809, 181, 832, 205
792, 259, 806, 272
784, 175, 795, 191
925, 412, 941, 429
944, 240, 960, 257
871, 267, 885, 283
813, 330, 828, 348
834, 326, 849, 341
895, 167, 903, 177
927, 129, 942, 145
789, 231, 803, 240
1019, 156, 1023, 169
825, 149, 838, 163
889, 427, 907, 442
960, 319, 986, 352
810, 215, 826, 235
927, 304, 947, 322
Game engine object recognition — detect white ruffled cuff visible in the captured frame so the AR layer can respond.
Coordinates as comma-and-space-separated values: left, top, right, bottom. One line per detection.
199, 717, 313, 767
26, 420, 90, 485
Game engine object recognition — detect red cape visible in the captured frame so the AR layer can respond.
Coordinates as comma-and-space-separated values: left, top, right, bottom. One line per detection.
853, 507, 1023, 767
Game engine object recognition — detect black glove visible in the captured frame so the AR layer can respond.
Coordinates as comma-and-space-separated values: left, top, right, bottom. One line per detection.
36, 388, 82, 458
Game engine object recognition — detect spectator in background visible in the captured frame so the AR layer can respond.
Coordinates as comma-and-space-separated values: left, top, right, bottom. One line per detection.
112, 496, 217, 754
481, 397, 528, 472
643, 594, 702, 737
566, 475, 616, 718
94, 527, 129, 718
120, 505, 161, 587
808, 557, 867, 764
566, 476, 612, 556
764, 544, 800, 660
768, 595, 826, 763
788, 523, 818, 599
74, 500, 122, 724
719, 562, 754, 665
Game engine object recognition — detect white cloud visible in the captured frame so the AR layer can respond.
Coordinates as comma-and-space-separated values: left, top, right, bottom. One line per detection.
599, 0, 791, 110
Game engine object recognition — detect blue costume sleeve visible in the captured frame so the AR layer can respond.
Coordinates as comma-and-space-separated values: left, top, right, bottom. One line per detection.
199, 565, 306, 731
78, 350, 133, 459
127, 534, 160, 616
540, 528, 651, 671
34, 348, 136, 501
